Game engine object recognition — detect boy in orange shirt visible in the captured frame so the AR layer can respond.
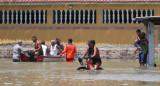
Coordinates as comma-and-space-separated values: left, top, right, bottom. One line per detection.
60, 39, 77, 62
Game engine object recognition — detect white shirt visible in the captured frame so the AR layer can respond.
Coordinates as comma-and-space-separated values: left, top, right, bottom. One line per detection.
42, 44, 47, 56
50, 44, 59, 56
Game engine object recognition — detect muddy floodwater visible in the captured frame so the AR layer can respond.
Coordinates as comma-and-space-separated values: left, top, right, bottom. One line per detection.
0, 58, 160, 86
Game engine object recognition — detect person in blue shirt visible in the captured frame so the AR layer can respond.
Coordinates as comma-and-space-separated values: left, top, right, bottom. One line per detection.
134, 29, 141, 53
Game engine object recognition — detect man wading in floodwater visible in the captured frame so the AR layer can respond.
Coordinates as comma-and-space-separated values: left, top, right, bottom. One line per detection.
82, 40, 102, 70
12, 40, 28, 62
32, 36, 43, 57
60, 39, 77, 62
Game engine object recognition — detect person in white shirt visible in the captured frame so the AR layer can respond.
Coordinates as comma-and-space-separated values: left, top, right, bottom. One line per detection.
48, 40, 62, 56
41, 41, 48, 56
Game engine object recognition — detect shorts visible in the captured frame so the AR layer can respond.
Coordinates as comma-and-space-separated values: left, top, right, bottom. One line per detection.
139, 53, 147, 64
90, 58, 102, 67
134, 41, 140, 47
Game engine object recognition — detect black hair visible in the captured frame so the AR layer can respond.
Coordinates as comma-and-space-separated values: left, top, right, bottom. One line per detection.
56, 38, 59, 41
32, 36, 37, 39
68, 38, 72, 43
140, 32, 146, 39
41, 41, 45, 45
141, 32, 145, 36
92, 40, 95, 45
56, 38, 61, 42
136, 29, 141, 33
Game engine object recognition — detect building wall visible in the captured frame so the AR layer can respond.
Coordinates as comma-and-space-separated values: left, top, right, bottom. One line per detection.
0, 4, 159, 45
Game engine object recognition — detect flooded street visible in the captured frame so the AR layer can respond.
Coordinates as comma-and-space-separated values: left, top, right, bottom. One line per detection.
0, 58, 160, 86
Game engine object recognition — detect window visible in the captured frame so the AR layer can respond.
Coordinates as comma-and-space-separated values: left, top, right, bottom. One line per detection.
0, 10, 47, 24
102, 9, 154, 24
53, 10, 96, 24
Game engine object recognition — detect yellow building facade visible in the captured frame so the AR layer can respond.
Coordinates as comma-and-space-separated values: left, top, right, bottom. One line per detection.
0, 3, 159, 45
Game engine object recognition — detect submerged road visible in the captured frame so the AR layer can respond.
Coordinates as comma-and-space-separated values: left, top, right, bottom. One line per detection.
0, 58, 160, 86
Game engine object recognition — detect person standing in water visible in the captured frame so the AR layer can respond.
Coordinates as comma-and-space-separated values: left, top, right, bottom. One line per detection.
12, 40, 27, 62
56, 38, 64, 55
82, 40, 102, 70
32, 36, 43, 57
60, 39, 77, 62
134, 32, 148, 67
134, 29, 141, 53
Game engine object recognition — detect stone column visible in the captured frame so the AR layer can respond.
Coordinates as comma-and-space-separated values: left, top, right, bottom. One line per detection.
25, 10, 27, 24
145, 10, 148, 17
65, 10, 67, 24
131, 10, 133, 23
126, 10, 129, 24
136, 10, 138, 23
92, 10, 95, 24
83, 10, 85, 24
108, 10, 110, 23
11, 10, 14, 24
43, 10, 46, 24
141, 10, 143, 17
88, 10, 90, 24
2, 10, 5, 24
60, 10, 63, 24
121, 10, 124, 23
69, 10, 72, 24
145, 21, 155, 67
55, 10, 58, 24
16, 10, 18, 24
38, 10, 41, 24
150, 10, 153, 16
34, 10, 36, 24
117, 10, 120, 24
74, 10, 76, 24
78, 10, 81, 24
112, 10, 115, 23
29, 10, 32, 24
7, 10, 9, 24
104, 10, 106, 24
20, 10, 23, 24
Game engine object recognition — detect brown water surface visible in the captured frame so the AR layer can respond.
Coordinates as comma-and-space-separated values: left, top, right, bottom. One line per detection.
0, 58, 160, 86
